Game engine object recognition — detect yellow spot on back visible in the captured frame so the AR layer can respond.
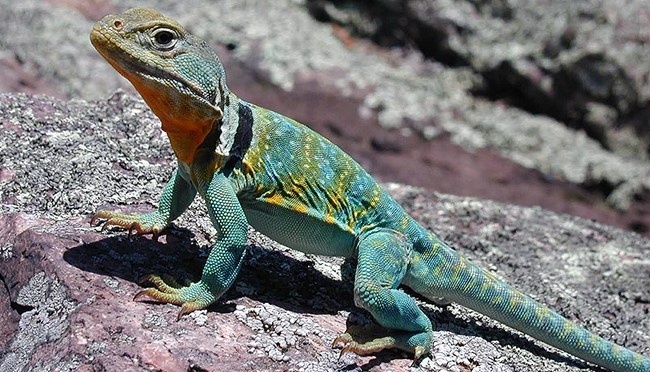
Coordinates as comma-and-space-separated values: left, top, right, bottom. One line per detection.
265, 193, 286, 206
324, 214, 337, 225
293, 203, 309, 213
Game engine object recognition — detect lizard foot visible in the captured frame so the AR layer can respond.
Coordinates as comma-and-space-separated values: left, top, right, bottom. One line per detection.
91, 210, 166, 239
332, 324, 429, 364
134, 274, 216, 320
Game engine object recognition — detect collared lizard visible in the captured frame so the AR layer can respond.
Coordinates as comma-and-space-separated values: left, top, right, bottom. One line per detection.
89, 7, 649, 371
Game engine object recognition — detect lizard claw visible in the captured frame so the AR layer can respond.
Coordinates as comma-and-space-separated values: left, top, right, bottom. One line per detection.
177, 301, 206, 321
332, 332, 354, 349
127, 222, 137, 239
332, 332, 356, 360
412, 346, 426, 366
338, 341, 362, 360
133, 274, 216, 319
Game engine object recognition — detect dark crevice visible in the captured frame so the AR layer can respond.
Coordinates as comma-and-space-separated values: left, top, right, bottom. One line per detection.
470, 62, 554, 117
1, 272, 32, 315
10, 301, 32, 315
0, 274, 34, 315
619, 106, 650, 159
471, 65, 615, 148
580, 179, 617, 200
472, 53, 645, 153
629, 222, 648, 235
305, 0, 468, 66
0, 272, 7, 293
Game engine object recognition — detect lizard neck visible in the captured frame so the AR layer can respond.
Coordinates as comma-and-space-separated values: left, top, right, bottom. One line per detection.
133, 79, 220, 164
183, 124, 223, 188
165, 129, 210, 164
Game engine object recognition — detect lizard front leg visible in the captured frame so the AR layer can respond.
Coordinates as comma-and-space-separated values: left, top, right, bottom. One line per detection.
92, 168, 196, 238
134, 173, 248, 319
333, 229, 433, 362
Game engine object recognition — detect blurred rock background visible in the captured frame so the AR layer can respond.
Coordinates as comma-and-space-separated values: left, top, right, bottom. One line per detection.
0, 0, 648, 236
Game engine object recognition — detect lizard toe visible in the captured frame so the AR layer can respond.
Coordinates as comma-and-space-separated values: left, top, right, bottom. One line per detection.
133, 287, 184, 305
332, 324, 431, 361
177, 301, 208, 320
90, 210, 120, 226
134, 275, 216, 319
335, 335, 396, 357
138, 274, 184, 293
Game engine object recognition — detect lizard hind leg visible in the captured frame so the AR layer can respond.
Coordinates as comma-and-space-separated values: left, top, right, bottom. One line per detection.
333, 229, 433, 362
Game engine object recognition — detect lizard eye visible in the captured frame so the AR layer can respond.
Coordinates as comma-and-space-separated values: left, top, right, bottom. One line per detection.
151, 28, 178, 50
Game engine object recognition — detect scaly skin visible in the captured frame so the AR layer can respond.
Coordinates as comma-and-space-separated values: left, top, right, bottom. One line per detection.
89, 8, 650, 371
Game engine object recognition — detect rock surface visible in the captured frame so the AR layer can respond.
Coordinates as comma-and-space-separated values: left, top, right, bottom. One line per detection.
0, 0, 648, 235
1, 93, 649, 371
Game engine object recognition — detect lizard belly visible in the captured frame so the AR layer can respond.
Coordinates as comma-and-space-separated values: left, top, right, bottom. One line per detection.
241, 200, 356, 257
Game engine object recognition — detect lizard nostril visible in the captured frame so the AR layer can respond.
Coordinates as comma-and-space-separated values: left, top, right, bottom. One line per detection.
113, 19, 123, 29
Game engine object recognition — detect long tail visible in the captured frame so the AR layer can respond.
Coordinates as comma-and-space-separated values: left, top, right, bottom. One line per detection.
418, 238, 650, 372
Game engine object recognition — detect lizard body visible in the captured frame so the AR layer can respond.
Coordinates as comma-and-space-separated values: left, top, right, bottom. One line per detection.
90, 8, 649, 371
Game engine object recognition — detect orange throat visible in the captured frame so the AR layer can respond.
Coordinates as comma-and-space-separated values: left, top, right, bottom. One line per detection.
164, 129, 207, 164
159, 114, 213, 164
131, 77, 215, 164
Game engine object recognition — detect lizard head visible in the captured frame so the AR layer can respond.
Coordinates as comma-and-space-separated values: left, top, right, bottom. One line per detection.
90, 7, 227, 163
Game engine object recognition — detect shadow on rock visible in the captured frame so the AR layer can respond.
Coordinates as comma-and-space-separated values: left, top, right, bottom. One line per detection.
63, 228, 351, 316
